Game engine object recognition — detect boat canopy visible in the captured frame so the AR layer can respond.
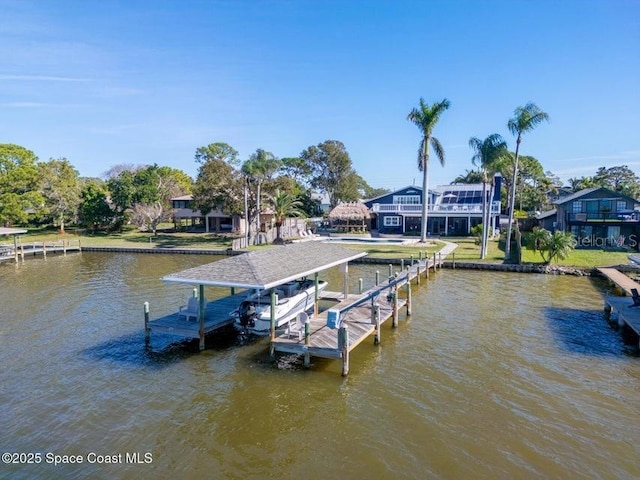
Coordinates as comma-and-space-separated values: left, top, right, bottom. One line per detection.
162, 241, 367, 290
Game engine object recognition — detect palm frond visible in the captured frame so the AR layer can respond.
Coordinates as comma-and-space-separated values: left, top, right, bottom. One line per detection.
430, 136, 446, 166
508, 102, 550, 136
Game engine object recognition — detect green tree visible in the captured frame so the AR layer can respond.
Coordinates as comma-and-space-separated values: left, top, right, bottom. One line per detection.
78, 179, 114, 232
469, 134, 508, 259
0, 144, 44, 226
593, 165, 640, 198
241, 149, 281, 233
452, 169, 484, 184
300, 140, 360, 210
529, 227, 577, 264
356, 174, 389, 199
279, 157, 313, 185
39, 158, 82, 233
266, 189, 305, 244
406, 98, 451, 242
192, 158, 243, 228
505, 103, 550, 262
195, 142, 240, 167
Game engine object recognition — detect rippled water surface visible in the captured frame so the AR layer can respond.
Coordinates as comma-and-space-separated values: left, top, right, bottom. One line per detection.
1, 252, 639, 479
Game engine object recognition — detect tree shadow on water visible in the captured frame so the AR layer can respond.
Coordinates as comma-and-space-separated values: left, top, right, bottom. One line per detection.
544, 306, 639, 357
82, 326, 244, 368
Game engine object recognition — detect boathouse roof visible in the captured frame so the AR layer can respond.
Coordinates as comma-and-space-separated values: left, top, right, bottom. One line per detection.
162, 241, 367, 289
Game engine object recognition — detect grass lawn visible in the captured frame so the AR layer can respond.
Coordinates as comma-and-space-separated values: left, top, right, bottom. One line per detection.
12, 227, 634, 268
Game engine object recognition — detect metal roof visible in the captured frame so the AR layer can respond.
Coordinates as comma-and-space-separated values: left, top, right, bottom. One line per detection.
163, 241, 368, 289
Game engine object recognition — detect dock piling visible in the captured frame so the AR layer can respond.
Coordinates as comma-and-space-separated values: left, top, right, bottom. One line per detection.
406, 281, 412, 316
375, 270, 380, 286
388, 264, 392, 277
304, 319, 311, 367
392, 290, 398, 328
144, 302, 150, 344
358, 278, 363, 294
339, 326, 350, 376
374, 305, 381, 345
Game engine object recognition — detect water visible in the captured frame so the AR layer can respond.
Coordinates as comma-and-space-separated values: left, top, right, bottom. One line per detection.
1, 252, 639, 479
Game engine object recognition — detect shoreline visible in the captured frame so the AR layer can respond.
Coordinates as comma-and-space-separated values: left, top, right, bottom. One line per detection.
81, 246, 599, 276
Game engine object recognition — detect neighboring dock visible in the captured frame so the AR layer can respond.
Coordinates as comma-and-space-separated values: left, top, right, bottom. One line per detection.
596, 266, 640, 348
0, 240, 81, 263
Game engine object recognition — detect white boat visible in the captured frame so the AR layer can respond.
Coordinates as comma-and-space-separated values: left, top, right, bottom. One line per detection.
232, 278, 328, 335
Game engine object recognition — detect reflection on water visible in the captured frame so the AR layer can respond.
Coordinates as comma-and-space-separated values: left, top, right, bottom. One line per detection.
1, 252, 639, 480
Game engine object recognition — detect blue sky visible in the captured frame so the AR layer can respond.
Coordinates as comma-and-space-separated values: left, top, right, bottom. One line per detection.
2, 0, 639, 190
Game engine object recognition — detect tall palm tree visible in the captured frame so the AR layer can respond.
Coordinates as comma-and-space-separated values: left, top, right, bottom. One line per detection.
407, 98, 451, 242
267, 189, 305, 244
469, 134, 508, 259
241, 149, 281, 235
504, 103, 549, 261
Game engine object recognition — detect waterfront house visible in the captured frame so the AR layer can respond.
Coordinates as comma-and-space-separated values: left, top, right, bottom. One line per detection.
535, 187, 640, 249
364, 176, 502, 236
171, 195, 245, 233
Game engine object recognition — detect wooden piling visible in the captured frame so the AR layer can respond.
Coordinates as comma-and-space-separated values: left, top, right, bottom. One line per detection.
400, 258, 404, 271
375, 270, 380, 286
392, 291, 398, 328
388, 264, 392, 277
358, 278, 363, 294
144, 301, 150, 344
406, 281, 412, 316
433, 252, 437, 270
304, 319, 311, 367
198, 284, 206, 351
339, 326, 350, 376
416, 264, 421, 285
43, 242, 46, 258
374, 305, 381, 345
452, 252, 456, 269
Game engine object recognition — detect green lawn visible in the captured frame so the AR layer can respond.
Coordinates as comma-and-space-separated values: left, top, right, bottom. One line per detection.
12, 227, 633, 268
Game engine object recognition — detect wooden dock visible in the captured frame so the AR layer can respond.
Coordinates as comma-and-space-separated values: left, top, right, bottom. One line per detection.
596, 267, 640, 296
604, 296, 640, 348
0, 240, 81, 263
145, 291, 245, 343
271, 253, 445, 375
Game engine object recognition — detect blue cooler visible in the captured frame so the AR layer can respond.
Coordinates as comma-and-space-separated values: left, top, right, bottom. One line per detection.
326, 309, 341, 329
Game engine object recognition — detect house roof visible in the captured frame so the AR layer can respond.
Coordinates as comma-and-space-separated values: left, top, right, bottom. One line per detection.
553, 187, 639, 206
536, 209, 557, 220
163, 241, 367, 290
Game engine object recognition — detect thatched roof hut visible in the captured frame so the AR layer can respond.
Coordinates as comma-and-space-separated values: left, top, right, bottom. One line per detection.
328, 202, 371, 232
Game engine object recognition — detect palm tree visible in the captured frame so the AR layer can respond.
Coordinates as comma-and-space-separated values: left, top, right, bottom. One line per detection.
267, 189, 305, 244
407, 98, 451, 242
241, 149, 281, 235
504, 102, 549, 262
469, 134, 508, 259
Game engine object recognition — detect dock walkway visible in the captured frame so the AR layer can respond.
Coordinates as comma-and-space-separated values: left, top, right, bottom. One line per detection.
271, 252, 448, 375
0, 240, 81, 263
596, 267, 640, 295
604, 296, 640, 348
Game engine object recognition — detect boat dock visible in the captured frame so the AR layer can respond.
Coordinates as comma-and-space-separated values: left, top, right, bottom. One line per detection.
596, 266, 640, 348
0, 239, 81, 263
149, 241, 452, 374
144, 291, 245, 341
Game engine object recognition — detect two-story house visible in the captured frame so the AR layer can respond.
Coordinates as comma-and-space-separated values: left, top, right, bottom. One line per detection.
171, 195, 245, 233
536, 187, 640, 249
363, 176, 502, 236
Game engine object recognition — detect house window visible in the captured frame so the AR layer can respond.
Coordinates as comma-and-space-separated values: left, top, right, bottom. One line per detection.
393, 195, 420, 204
617, 200, 627, 212
383, 216, 401, 227
572, 201, 582, 213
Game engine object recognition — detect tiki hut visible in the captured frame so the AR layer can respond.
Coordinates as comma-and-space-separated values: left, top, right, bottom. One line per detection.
328, 202, 371, 233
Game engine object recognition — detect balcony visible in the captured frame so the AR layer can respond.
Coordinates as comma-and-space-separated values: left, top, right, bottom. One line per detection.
371, 202, 500, 214
568, 211, 640, 223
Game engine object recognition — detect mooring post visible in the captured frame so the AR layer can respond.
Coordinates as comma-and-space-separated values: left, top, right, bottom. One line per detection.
375, 270, 380, 286
13, 236, 18, 263
43, 242, 46, 258
406, 281, 412, 316
410, 254, 414, 266
314, 272, 319, 317
230, 286, 235, 295
416, 264, 421, 285
358, 278, 363, 294
374, 305, 381, 345
63, 241, 66, 255
198, 284, 206, 351
20, 244, 24, 263
339, 326, 350, 376
438, 252, 442, 267
388, 264, 392, 277
304, 319, 311, 367
452, 252, 456, 269
392, 290, 399, 328
400, 258, 404, 271
144, 301, 150, 344
433, 252, 437, 270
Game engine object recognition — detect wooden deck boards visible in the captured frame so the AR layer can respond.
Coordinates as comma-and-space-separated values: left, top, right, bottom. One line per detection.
596, 267, 640, 295
147, 292, 246, 338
